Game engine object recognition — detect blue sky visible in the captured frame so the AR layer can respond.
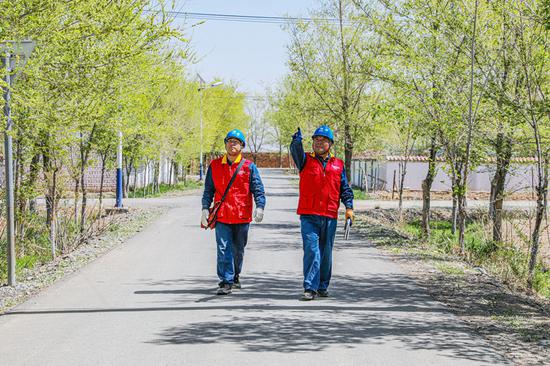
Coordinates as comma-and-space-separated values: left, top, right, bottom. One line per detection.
172, 0, 319, 95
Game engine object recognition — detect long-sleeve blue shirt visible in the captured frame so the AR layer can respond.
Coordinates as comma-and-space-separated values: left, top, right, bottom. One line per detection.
202, 156, 266, 210
290, 131, 354, 210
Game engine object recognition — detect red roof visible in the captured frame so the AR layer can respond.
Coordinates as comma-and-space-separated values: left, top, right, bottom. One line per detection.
354, 155, 538, 163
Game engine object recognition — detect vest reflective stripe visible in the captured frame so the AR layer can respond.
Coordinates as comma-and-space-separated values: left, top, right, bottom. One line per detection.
210, 157, 253, 224
297, 154, 343, 219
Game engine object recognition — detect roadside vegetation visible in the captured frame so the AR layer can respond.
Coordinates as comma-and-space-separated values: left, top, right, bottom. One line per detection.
355, 210, 549, 365
352, 189, 368, 200
1, 0, 548, 300
0, 1, 247, 284
361, 208, 550, 299
129, 180, 202, 198
0, 207, 165, 313
269, 0, 549, 291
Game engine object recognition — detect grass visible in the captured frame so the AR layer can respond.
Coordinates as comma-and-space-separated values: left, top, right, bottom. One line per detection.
1, 180, 199, 283
403, 219, 550, 298
1, 208, 166, 313
353, 189, 369, 200
129, 181, 202, 198
435, 262, 465, 276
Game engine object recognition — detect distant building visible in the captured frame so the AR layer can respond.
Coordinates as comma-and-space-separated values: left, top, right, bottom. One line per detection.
350, 154, 537, 193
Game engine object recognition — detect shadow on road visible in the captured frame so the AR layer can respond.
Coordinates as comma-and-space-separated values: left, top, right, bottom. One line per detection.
148, 312, 504, 365
137, 274, 508, 364
132, 273, 437, 305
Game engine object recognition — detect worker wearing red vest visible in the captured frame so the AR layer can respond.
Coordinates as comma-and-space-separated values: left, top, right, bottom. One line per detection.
201, 129, 266, 295
291, 126, 354, 301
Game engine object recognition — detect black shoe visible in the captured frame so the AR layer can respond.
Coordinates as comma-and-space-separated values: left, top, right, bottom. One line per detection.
216, 284, 232, 295
233, 275, 241, 289
300, 290, 316, 301
317, 289, 329, 298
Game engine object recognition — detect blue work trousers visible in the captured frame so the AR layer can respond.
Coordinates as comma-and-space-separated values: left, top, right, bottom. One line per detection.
300, 215, 337, 292
215, 222, 250, 285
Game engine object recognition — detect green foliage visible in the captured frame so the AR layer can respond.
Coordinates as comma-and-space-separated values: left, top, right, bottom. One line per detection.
533, 270, 550, 298
352, 188, 369, 200
464, 223, 497, 257
130, 181, 202, 198
271, 0, 382, 170
404, 218, 549, 297
272, 0, 549, 289
0, 1, 248, 283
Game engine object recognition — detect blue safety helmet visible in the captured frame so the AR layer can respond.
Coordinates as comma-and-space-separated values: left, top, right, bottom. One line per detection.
312, 125, 334, 143
224, 129, 246, 147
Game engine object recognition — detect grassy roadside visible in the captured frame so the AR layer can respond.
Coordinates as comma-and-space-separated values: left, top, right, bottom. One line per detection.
0, 207, 166, 314
354, 210, 549, 365
352, 189, 369, 200
0, 180, 201, 284
129, 181, 202, 198
1, 180, 198, 305
402, 218, 550, 298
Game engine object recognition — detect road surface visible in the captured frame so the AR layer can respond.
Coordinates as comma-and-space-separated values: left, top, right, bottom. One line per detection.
0, 169, 510, 365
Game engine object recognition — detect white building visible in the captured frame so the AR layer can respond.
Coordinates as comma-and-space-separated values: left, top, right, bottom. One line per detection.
350, 155, 537, 193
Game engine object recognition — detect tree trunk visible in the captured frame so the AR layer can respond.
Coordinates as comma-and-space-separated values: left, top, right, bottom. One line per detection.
123, 157, 133, 199
451, 191, 458, 235
128, 162, 133, 196
457, 192, 467, 254
339, 0, 353, 182
80, 164, 87, 234
489, 133, 512, 242
279, 143, 283, 168
458, 0, 479, 254
421, 138, 437, 238
183, 163, 188, 185
14, 140, 27, 253
48, 168, 58, 258
398, 160, 408, 222
168, 159, 174, 186
99, 153, 107, 213
155, 160, 160, 193
14, 140, 22, 235
133, 166, 138, 197
78, 129, 95, 235
49, 204, 56, 259
28, 154, 41, 213
73, 176, 80, 226
43, 153, 53, 228
143, 160, 148, 196
527, 157, 549, 288
451, 173, 460, 235
344, 123, 353, 182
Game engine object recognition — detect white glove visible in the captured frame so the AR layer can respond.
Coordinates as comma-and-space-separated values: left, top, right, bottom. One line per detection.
253, 208, 264, 223
201, 209, 209, 227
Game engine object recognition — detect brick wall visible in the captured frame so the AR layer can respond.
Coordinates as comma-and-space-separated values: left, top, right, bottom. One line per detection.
79, 166, 117, 192
0, 162, 117, 193
242, 152, 293, 168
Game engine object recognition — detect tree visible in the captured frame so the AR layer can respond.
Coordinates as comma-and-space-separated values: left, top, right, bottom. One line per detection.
246, 97, 268, 163
286, 0, 381, 178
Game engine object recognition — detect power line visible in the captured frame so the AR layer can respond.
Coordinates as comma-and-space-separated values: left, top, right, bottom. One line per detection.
144, 10, 351, 25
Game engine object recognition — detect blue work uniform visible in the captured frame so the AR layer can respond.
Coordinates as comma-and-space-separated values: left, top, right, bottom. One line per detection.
202, 155, 266, 285
291, 131, 354, 292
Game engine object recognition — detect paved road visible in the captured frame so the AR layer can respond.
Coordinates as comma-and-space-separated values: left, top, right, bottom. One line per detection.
0, 169, 510, 365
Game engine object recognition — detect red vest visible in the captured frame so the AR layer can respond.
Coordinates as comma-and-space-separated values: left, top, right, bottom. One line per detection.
210, 156, 253, 224
297, 154, 343, 219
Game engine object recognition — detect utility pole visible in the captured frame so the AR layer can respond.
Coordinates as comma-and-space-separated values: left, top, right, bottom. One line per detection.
2, 51, 15, 286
